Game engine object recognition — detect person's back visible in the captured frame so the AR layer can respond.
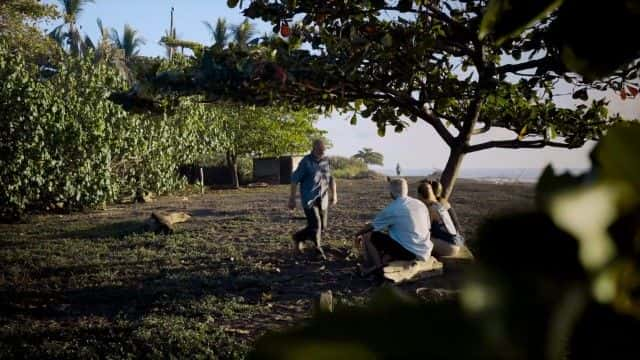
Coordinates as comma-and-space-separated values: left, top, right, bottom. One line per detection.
372, 195, 432, 260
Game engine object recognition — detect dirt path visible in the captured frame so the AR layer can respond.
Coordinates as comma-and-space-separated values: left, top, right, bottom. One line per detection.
0, 178, 534, 358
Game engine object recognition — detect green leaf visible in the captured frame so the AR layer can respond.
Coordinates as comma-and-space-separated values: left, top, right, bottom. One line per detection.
350, 113, 357, 125
549, 183, 620, 272
398, 0, 413, 12
572, 88, 589, 101
596, 122, 640, 192
381, 34, 393, 47
479, 0, 564, 43
227, 0, 240, 8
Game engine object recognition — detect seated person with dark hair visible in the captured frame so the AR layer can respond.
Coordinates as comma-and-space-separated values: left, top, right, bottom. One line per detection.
416, 180, 465, 256
354, 178, 433, 276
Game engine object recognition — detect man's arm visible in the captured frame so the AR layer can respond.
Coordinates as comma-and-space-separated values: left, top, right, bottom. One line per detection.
289, 158, 305, 210
355, 222, 373, 237
288, 183, 297, 209
330, 176, 337, 205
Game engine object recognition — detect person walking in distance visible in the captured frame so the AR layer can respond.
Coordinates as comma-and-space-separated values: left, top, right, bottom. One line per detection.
289, 139, 337, 259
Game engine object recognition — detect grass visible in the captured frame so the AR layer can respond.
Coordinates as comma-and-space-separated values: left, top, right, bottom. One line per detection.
0, 178, 535, 358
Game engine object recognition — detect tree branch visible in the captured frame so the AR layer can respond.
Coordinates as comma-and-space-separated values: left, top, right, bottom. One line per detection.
496, 57, 553, 75
465, 138, 575, 153
384, 90, 455, 146
471, 120, 491, 135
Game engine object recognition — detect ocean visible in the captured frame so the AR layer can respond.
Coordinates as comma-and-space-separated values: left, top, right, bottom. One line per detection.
379, 167, 588, 184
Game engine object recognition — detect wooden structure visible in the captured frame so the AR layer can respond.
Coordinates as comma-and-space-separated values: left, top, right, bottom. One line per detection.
253, 155, 304, 184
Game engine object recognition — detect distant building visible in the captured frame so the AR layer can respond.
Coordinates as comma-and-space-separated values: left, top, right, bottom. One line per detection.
253, 155, 304, 184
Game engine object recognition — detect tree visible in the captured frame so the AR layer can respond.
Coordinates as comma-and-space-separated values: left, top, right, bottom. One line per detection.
352, 148, 384, 166
0, 0, 59, 61
49, 0, 94, 56
216, 104, 323, 188
110, 24, 146, 59
113, 1, 638, 200
203, 18, 230, 48
231, 19, 256, 48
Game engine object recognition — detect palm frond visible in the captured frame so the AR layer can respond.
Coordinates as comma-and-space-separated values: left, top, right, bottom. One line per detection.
111, 24, 146, 58
204, 18, 230, 47
109, 28, 122, 49
57, 0, 94, 23
232, 19, 256, 47
48, 24, 66, 47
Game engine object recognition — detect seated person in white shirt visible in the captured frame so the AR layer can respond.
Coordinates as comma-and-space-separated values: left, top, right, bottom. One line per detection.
354, 178, 434, 276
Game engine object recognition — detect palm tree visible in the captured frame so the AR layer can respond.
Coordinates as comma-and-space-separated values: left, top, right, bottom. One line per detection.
203, 18, 230, 48
49, 0, 95, 56
110, 24, 146, 59
353, 148, 384, 166
161, 27, 177, 58
232, 19, 256, 49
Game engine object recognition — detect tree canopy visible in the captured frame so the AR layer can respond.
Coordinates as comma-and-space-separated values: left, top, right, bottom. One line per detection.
217, 104, 323, 188
353, 148, 384, 166
0, 0, 59, 61
113, 0, 638, 199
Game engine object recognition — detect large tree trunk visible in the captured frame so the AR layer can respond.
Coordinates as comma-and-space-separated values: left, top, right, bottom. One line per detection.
440, 145, 466, 201
439, 91, 485, 200
226, 151, 240, 189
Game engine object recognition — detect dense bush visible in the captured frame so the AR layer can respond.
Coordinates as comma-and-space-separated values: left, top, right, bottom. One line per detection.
329, 156, 378, 179
0, 44, 220, 219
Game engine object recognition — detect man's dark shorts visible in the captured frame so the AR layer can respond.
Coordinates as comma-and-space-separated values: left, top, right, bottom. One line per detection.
370, 231, 417, 261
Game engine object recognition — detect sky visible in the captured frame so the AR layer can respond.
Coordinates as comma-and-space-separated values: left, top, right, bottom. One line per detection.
41, 0, 640, 172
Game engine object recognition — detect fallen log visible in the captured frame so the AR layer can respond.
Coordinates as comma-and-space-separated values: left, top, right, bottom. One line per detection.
144, 211, 191, 234
383, 257, 443, 283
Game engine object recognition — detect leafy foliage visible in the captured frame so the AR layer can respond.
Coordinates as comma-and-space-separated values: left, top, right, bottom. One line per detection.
352, 148, 384, 166
0, 44, 223, 219
329, 156, 372, 179
481, 0, 640, 79
0, 0, 59, 62
110, 24, 146, 59
216, 103, 323, 187
116, 0, 635, 199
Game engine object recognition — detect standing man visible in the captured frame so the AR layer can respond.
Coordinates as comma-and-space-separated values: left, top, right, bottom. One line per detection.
289, 139, 337, 259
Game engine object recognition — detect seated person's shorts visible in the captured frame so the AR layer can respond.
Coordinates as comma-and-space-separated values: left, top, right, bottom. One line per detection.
431, 222, 465, 246
370, 231, 417, 261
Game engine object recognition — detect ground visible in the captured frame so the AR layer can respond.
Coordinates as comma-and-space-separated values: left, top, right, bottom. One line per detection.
0, 178, 534, 359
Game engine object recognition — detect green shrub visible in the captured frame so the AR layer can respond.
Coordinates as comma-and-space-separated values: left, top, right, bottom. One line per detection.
0, 45, 220, 219
329, 156, 369, 179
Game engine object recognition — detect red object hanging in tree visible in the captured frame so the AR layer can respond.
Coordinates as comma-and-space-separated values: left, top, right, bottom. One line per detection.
280, 21, 290, 37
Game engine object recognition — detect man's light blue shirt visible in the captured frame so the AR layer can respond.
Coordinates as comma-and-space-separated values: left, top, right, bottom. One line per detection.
291, 154, 332, 209
372, 196, 433, 260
